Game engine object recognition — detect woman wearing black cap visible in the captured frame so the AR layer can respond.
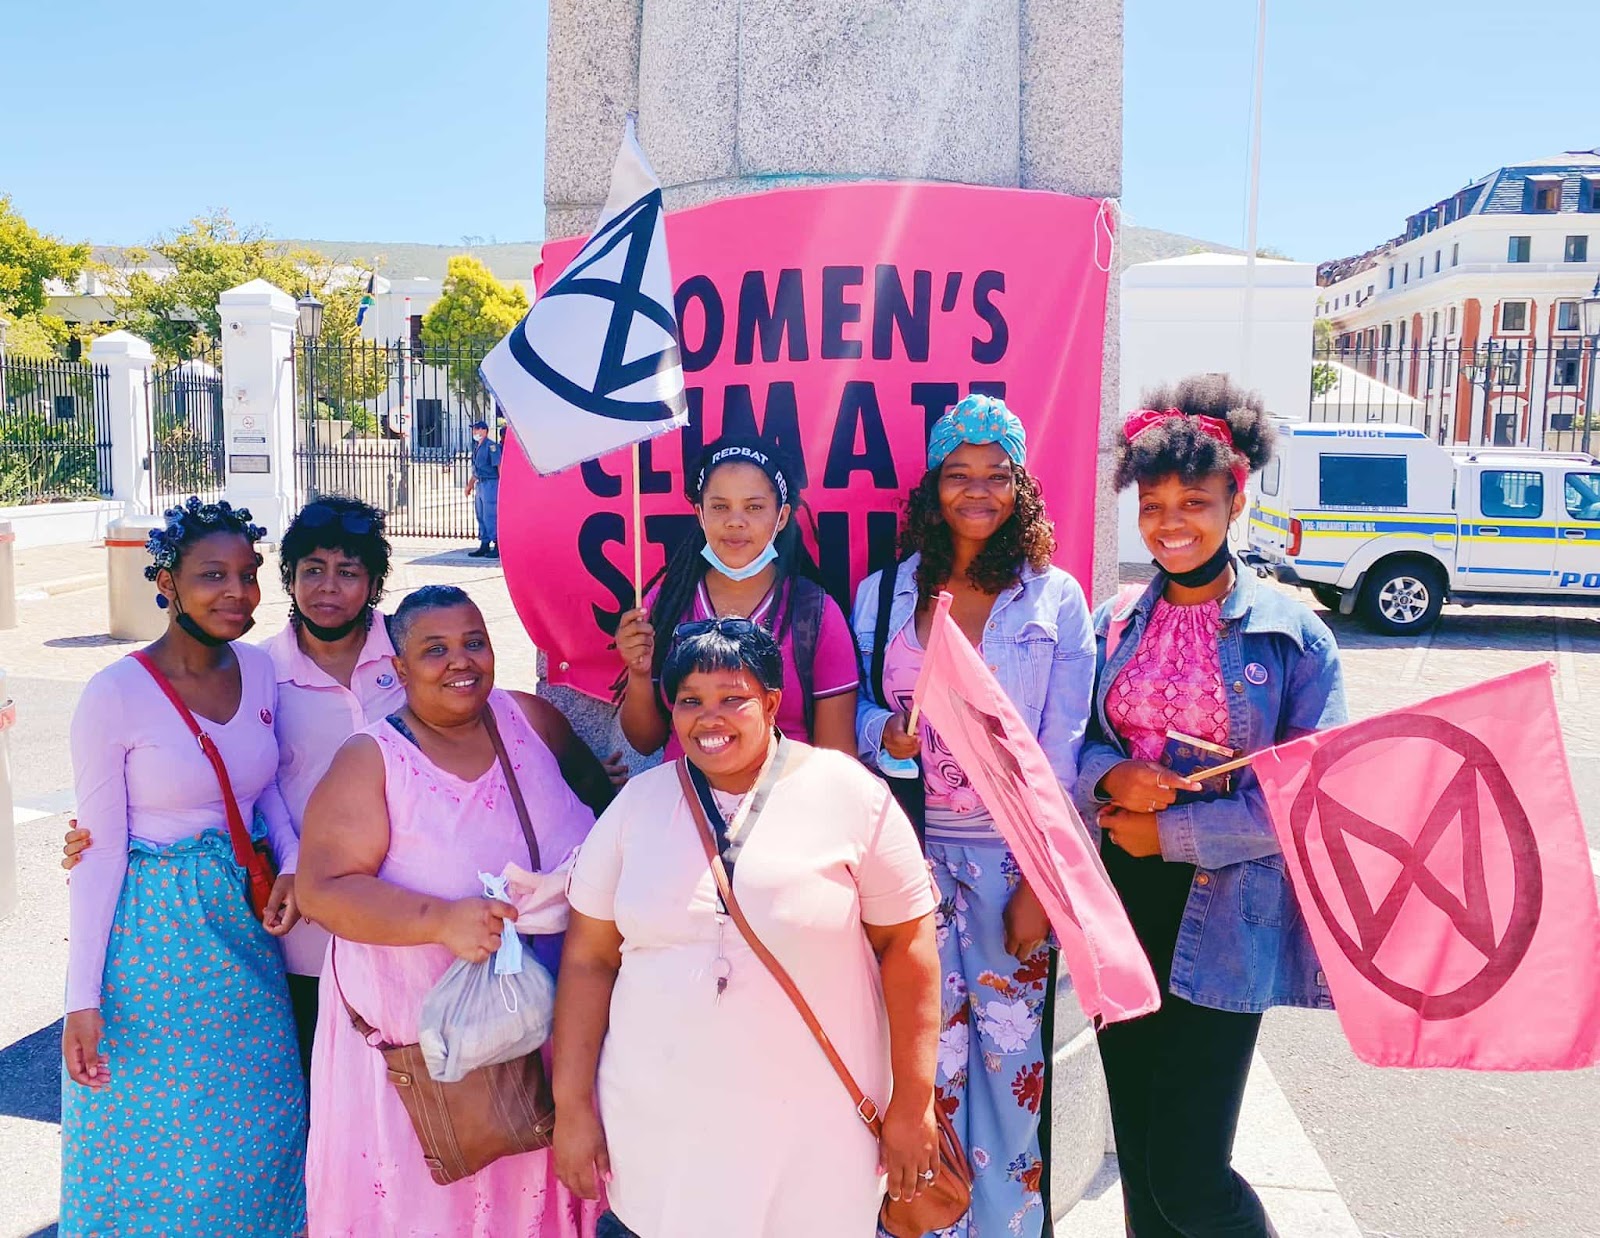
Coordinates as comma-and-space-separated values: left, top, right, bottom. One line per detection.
613, 435, 860, 757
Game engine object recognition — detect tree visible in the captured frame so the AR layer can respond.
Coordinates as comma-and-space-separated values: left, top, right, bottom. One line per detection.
1311, 316, 1339, 399
421, 255, 528, 413
103, 210, 326, 360
0, 196, 89, 319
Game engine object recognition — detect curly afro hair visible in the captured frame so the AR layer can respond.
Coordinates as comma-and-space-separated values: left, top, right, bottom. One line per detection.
1114, 375, 1277, 491
898, 464, 1056, 603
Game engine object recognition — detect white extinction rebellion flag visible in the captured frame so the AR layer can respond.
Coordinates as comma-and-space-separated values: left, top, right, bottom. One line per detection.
479, 118, 688, 475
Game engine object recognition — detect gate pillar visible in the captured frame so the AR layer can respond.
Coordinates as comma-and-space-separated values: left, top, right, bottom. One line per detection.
90, 330, 155, 512
218, 280, 299, 540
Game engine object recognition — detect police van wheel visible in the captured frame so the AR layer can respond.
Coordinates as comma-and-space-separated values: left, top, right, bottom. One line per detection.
1359, 562, 1443, 635
1310, 584, 1344, 612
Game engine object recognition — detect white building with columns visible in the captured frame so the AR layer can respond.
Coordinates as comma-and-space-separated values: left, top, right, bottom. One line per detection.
1316, 149, 1600, 446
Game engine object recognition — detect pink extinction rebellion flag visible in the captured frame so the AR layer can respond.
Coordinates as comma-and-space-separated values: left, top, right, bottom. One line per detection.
1253, 663, 1600, 1071
912, 594, 1160, 1026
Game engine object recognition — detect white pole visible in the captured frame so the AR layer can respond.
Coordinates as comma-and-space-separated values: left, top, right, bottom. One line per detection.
1240, 0, 1268, 390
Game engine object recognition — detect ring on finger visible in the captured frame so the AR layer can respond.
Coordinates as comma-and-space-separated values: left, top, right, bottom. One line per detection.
1156, 774, 1167, 791
921, 1169, 937, 1182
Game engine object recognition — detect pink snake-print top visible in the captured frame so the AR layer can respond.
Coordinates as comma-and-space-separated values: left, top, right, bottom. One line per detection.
1105, 599, 1230, 762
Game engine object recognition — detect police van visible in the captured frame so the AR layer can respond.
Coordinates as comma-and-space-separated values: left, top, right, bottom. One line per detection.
1243, 422, 1600, 634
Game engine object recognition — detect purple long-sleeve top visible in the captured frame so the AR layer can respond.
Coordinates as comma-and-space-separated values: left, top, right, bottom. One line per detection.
66, 643, 298, 1013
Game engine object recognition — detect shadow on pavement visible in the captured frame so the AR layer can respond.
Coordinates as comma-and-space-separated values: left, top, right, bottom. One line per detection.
25, 1226, 58, 1238
1313, 606, 1600, 653
42, 635, 132, 650
0, 1018, 63, 1125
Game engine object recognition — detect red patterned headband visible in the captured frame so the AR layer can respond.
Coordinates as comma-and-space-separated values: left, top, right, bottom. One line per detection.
1124, 408, 1249, 490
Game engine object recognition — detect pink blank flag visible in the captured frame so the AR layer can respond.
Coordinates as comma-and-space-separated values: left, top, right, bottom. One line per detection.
913, 595, 1160, 1025
1254, 663, 1600, 1070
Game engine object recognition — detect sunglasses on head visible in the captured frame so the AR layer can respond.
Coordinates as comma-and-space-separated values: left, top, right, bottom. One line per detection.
672, 616, 765, 641
300, 503, 374, 536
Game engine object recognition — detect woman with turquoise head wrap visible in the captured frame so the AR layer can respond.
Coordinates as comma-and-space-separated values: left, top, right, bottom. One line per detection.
851, 394, 1097, 1238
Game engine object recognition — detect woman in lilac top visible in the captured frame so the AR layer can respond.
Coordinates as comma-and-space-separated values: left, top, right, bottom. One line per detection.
613, 435, 860, 758
61, 499, 307, 1238
1078, 377, 1345, 1237
852, 395, 1096, 1238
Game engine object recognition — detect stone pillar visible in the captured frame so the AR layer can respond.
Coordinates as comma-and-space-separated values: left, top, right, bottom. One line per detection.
217, 280, 299, 539
545, 0, 1125, 1220
90, 330, 156, 511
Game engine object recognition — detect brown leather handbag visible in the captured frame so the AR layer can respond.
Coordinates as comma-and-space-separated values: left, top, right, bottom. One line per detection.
335, 706, 556, 1186
676, 758, 972, 1237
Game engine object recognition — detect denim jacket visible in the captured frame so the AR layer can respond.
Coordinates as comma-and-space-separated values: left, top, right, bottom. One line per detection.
1074, 568, 1345, 1013
851, 554, 1096, 799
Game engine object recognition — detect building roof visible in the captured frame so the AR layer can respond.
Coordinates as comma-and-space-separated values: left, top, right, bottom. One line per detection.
1318, 147, 1600, 284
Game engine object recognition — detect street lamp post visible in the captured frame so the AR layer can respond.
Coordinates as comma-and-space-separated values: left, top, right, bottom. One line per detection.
1461, 342, 1499, 447
1582, 274, 1600, 457
295, 294, 324, 496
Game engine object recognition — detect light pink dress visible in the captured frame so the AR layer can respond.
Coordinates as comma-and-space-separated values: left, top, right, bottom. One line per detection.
305, 690, 599, 1238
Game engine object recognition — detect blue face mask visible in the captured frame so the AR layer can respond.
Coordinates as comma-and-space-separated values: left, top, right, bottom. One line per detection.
701, 537, 779, 582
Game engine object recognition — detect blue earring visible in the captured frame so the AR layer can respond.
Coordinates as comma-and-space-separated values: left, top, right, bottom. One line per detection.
156, 594, 169, 610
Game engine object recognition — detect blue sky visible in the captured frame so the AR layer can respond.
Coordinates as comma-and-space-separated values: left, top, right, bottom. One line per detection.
2, 0, 1592, 263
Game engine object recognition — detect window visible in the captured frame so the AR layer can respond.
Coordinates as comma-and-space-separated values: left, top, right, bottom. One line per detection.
1434, 250, 1442, 273
1587, 179, 1600, 212
1388, 267, 1396, 289
1498, 345, 1524, 386
1558, 301, 1581, 332
413, 398, 445, 449
1320, 454, 1407, 508
1345, 293, 1351, 307
1480, 470, 1544, 520
1565, 235, 1589, 263
52, 395, 77, 421
1555, 348, 1582, 387
1451, 242, 1460, 266
1508, 236, 1532, 262
1260, 454, 1281, 497
1565, 473, 1600, 522
1367, 284, 1375, 299
1381, 323, 1394, 347
1426, 356, 1437, 392
1403, 264, 1410, 284
1501, 301, 1528, 332
1431, 311, 1441, 338
1448, 305, 1458, 335
1530, 181, 1562, 212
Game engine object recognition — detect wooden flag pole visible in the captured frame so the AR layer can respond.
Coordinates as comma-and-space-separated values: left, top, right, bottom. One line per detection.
1188, 751, 1258, 782
631, 442, 645, 608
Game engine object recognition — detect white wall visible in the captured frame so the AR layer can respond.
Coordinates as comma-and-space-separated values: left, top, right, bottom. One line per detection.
1117, 253, 1318, 561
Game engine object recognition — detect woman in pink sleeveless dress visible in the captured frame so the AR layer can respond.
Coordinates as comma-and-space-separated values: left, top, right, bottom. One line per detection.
296, 585, 616, 1238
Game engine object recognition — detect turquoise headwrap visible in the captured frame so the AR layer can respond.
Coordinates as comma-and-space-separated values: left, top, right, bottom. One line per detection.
926, 394, 1027, 470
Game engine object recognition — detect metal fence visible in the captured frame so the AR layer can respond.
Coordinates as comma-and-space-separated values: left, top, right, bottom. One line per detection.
294, 336, 496, 539
147, 345, 226, 506
0, 355, 113, 504
1309, 341, 1599, 451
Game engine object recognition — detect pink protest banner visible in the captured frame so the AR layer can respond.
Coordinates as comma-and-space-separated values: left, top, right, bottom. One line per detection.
912, 594, 1161, 1026
1253, 664, 1600, 1070
501, 182, 1112, 699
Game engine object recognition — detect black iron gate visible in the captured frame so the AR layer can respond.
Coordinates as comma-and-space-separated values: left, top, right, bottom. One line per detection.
0, 355, 113, 503
147, 346, 225, 505
293, 336, 489, 538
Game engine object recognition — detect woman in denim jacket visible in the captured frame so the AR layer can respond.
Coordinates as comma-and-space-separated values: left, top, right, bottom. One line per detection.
853, 395, 1095, 1238
1077, 377, 1344, 1238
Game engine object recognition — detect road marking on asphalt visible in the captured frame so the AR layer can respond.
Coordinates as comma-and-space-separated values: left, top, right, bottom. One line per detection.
1556, 620, 1582, 704
1400, 626, 1435, 685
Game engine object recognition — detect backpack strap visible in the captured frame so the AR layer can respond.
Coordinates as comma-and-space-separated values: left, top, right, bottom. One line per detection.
787, 577, 827, 741
870, 558, 901, 710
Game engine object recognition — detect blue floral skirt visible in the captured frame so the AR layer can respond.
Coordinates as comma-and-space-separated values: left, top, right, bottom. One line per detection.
60, 829, 307, 1237
928, 838, 1055, 1238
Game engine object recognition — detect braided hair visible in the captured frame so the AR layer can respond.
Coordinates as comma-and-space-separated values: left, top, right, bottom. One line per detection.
143, 497, 266, 582
620, 437, 827, 698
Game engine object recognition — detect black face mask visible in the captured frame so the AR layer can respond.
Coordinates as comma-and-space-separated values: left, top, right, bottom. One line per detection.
1161, 541, 1234, 589
171, 592, 253, 646
294, 603, 371, 644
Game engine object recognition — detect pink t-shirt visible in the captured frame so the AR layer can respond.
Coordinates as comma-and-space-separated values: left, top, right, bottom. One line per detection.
263, 618, 407, 975
1105, 598, 1230, 762
880, 625, 987, 817
67, 645, 297, 1012
656, 576, 859, 756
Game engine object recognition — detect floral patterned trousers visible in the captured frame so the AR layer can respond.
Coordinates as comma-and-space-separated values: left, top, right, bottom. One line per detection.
928, 839, 1053, 1238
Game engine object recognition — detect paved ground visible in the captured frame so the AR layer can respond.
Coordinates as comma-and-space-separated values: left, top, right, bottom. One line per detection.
2, 544, 1597, 1236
